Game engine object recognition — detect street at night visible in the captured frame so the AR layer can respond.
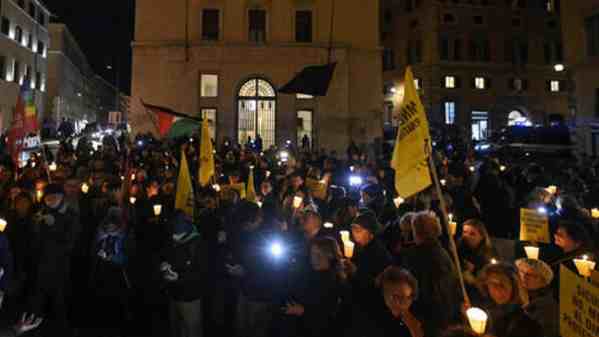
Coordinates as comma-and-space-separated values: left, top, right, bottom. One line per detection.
0, 1, 598, 337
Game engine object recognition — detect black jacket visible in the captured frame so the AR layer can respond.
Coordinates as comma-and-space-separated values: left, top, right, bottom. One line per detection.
401, 240, 463, 337
487, 303, 544, 337
351, 293, 415, 337
162, 236, 205, 302
350, 239, 392, 310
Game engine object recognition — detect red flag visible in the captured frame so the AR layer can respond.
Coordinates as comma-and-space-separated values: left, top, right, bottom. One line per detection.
140, 101, 202, 138
6, 82, 37, 164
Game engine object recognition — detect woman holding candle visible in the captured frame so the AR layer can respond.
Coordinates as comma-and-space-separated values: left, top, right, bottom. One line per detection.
280, 237, 346, 337
477, 263, 543, 337
515, 259, 559, 337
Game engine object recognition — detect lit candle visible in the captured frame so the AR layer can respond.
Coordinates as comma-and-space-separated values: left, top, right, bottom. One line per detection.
466, 307, 488, 334
340, 230, 350, 243
490, 258, 498, 264
129, 197, 136, 205
324, 222, 334, 229
394, 196, 404, 208
266, 171, 271, 178
212, 184, 221, 192
440, 179, 447, 186
573, 255, 596, 277
350, 166, 355, 172
36, 190, 43, 202
257, 201, 263, 208
592, 208, 599, 219
81, 183, 89, 194
49, 162, 57, 172
0, 218, 7, 232
546, 185, 558, 195
293, 196, 303, 209
500, 165, 507, 172
131, 174, 136, 181
524, 246, 539, 260
448, 220, 457, 236
153, 204, 163, 216
344, 240, 355, 258
121, 176, 125, 181
469, 166, 476, 172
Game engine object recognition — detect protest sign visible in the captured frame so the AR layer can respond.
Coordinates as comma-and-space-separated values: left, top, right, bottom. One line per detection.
560, 265, 599, 337
519, 208, 550, 243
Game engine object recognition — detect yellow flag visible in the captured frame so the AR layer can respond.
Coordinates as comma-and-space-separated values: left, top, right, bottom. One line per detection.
391, 67, 432, 198
246, 168, 257, 203
175, 150, 194, 217
198, 118, 215, 186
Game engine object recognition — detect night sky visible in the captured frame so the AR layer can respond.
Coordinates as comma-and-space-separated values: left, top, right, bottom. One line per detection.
44, 0, 135, 94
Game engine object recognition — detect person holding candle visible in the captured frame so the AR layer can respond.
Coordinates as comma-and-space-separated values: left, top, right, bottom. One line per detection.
400, 211, 463, 337
515, 259, 558, 337
551, 221, 595, 270
477, 263, 543, 337
457, 219, 496, 304
279, 237, 346, 337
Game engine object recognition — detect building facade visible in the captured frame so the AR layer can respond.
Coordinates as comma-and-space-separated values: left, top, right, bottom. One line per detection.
47, 23, 118, 127
0, 0, 50, 133
131, 0, 383, 151
382, 0, 568, 141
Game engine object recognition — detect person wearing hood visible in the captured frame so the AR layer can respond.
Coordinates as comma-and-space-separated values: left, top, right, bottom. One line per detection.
161, 210, 205, 337
89, 207, 132, 337
515, 258, 558, 337
360, 183, 385, 220
477, 263, 543, 337
30, 183, 78, 336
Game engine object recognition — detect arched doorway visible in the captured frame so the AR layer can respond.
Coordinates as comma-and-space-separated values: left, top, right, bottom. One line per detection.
508, 110, 532, 126
237, 78, 276, 148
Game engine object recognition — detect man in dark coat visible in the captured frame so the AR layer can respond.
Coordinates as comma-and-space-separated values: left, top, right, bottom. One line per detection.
400, 211, 463, 337
30, 184, 77, 336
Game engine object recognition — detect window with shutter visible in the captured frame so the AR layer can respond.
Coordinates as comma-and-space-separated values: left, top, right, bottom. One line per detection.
295, 11, 312, 43
202, 9, 220, 41
249, 10, 266, 43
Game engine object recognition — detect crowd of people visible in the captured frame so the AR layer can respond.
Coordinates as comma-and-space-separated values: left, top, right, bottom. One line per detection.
0, 130, 597, 337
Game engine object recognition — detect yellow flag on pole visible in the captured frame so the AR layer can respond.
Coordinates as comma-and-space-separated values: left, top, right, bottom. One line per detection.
198, 118, 215, 186
246, 168, 257, 203
175, 150, 194, 217
390, 67, 432, 198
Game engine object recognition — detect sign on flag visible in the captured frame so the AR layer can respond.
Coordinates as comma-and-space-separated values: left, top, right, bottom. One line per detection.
519, 208, 550, 243
390, 67, 432, 198
175, 150, 194, 217
198, 118, 215, 186
559, 265, 599, 337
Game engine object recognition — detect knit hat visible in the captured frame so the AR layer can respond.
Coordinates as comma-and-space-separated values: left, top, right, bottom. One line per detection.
44, 183, 65, 196
353, 212, 380, 234
515, 258, 554, 287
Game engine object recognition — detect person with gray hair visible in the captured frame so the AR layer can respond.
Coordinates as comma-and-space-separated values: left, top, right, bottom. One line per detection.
400, 211, 463, 337
515, 258, 558, 337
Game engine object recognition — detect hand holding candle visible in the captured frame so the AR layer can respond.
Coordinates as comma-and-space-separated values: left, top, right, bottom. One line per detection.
153, 204, 162, 216
591, 208, 599, 219
0, 218, 7, 232
394, 196, 404, 208
81, 183, 89, 194
340, 230, 350, 243
343, 240, 355, 258
448, 213, 457, 236
524, 246, 539, 260
466, 307, 488, 334
573, 255, 596, 277
129, 197, 136, 205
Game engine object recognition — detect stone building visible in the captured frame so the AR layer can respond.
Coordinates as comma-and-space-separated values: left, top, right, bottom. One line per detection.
382, 0, 568, 141
0, 0, 50, 133
47, 23, 118, 127
131, 0, 383, 151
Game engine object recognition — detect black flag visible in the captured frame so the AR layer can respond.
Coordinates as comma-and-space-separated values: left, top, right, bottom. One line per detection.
279, 63, 337, 97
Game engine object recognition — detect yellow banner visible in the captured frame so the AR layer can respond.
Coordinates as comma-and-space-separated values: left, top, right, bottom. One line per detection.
560, 265, 599, 337
519, 208, 550, 243
390, 67, 432, 198
305, 178, 327, 200
246, 170, 257, 203
198, 118, 215, 186
175, 150, 194, 217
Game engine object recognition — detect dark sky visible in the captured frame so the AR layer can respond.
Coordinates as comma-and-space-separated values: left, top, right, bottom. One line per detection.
44, 0, 135, 94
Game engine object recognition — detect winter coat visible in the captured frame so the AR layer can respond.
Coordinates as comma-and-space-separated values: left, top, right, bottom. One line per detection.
162, 235, 205, 302
401, 240, 463, 337
351, 293, 415, 337
486, 303, 544, 337
350, 239, 392, 311
525, 288, 559, 337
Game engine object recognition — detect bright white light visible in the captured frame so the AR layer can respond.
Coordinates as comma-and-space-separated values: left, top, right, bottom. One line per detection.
349, 175, 363, 186
270, 242, 283, 258
554, 64, 565, 72
390, 87, 397, 93
537, 207, 547, 214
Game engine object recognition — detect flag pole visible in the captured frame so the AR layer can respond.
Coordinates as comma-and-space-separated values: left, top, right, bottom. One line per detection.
425, 141, 470, 304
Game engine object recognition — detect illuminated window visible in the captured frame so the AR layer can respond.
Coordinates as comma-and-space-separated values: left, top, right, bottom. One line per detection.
296, 93, 313, 99
444, 101, 456, 124
201, 74, 218, 97
237, 78, 276, 148
474, 77, 486, 90
550, 80, 560, 92
297, 110, 313, 146
445, 76, 456, 89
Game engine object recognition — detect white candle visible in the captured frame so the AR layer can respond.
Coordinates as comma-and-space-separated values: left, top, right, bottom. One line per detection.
573, 255, 596, 277
340, 230, 350, 243
490, 258, 498, 264
448, 221, 457, 236
344, 240, 355, 258
131, 173, 136, 181
49, 162, 57, 172
324, 222, 334, 229
0, 218, 7, 232
129, 197, 136, 205
212, 184, 221, 192
440, 179, 447, 186
469, 166, 476, 172
466, 307, 488, 334
81, 183, 89, 194
546, 185, 558, 195
153, 204, 162, 216
524, 246, 539, 260
394, 196, 404, 208
592, 208, 599, 219
500, 165, 507, 172
36, 190, 43, 202
293, 196, 303, 208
